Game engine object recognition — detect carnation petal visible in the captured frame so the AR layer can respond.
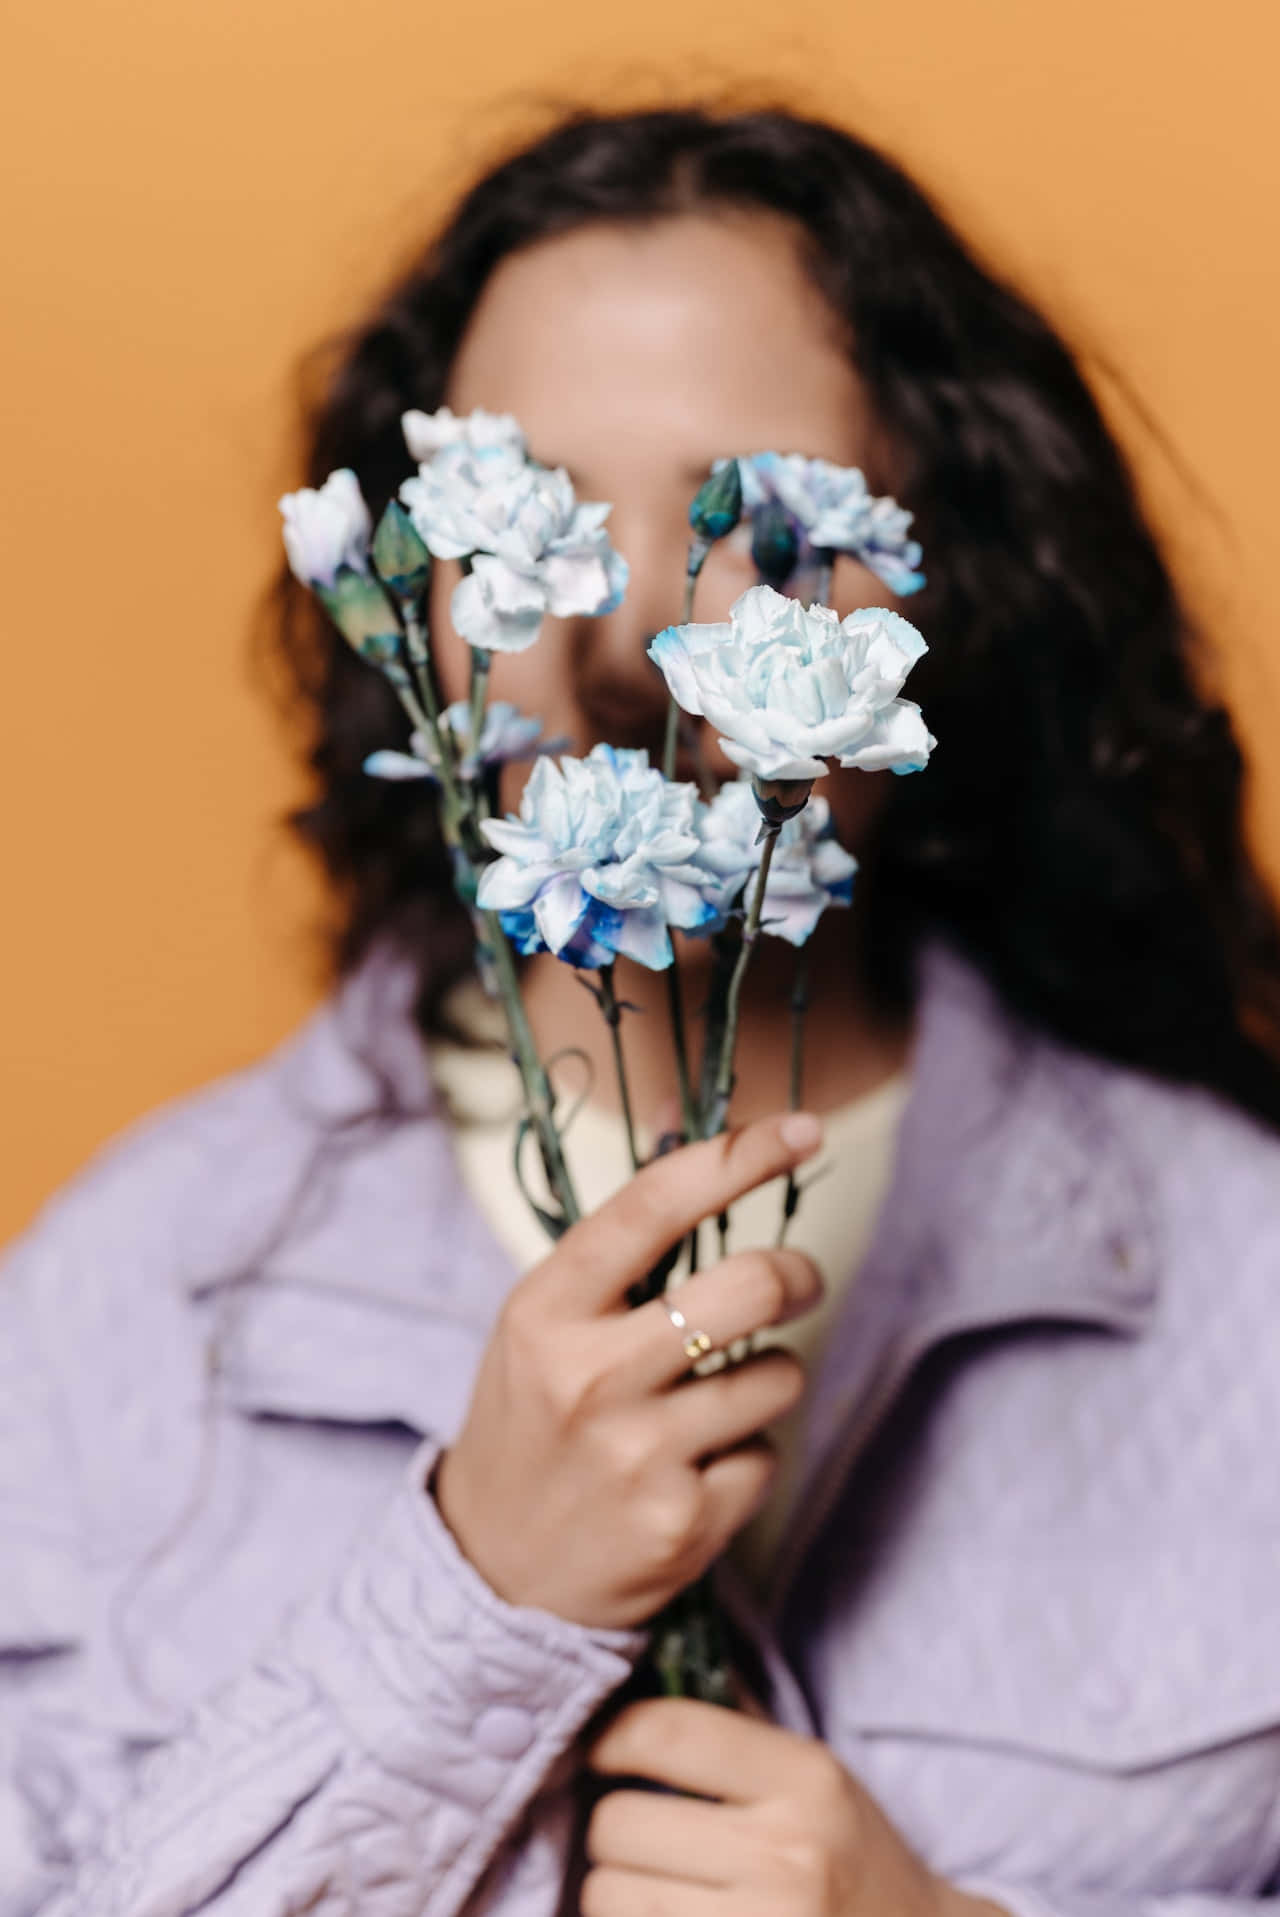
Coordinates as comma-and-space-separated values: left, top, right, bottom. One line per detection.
542, 551, 612, 617
475, 854, 554, 911
659, 876, 721, 932
479, 816, 545, 860
647, 626, 708, 717
451, 569, 546, 653
720, 738, 828, 782
535, 872, 591, 954
837, 697, 936, 773
363, 750, 431, 781
608, 904, 673, 971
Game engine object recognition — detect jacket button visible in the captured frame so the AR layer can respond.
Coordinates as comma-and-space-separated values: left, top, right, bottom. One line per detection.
476, 1704, 536, 1760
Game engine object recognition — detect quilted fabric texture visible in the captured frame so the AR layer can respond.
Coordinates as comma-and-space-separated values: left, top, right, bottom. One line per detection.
3, 942, 1280, 1916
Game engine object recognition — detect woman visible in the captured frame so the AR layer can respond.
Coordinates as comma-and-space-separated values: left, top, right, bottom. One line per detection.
5, 103, 1280, 1917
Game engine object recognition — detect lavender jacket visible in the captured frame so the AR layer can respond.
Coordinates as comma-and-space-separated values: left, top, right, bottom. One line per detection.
6, 942, 1280, 1917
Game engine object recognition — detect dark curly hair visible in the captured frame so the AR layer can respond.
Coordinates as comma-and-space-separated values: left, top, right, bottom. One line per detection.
266, 102, 1280, 1128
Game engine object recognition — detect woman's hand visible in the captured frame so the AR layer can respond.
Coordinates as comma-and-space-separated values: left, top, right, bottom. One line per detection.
583, 1697, 1010, 1917
431, 1112, 825, 1630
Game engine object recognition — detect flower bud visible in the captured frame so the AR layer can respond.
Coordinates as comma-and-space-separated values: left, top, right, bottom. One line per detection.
750, 502, 800, 587
688, 461, 743, 542
372, 500, 431, 600
751, 775, 814, 828
317, 569, 402, 659
354, 630, 410, 689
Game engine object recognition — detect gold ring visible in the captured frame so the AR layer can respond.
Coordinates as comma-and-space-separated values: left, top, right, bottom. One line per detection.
662, 1293, 717, 1365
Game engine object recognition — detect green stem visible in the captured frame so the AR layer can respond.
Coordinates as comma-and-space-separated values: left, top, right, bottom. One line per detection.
663, 559, 703, 782
664, 948, 698, 1145
662, 699, 681, 785
810, 551, 835, 610
392, 680, 431, 738
482, 910, 581, 1227
468, 646, 491, 768
400, 605, 470, 839
401, 605, 444, 728
704, 826, 780, 1138
777, 950, 810, 1247
663, 948, 700, 1281
597, 965, 641, 1175
394, 596, 572, 1233
651, 1571, 739, 1705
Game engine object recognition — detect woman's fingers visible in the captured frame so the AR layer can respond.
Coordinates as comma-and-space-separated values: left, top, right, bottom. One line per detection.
594, 1249, 823, 1397
666, 1348, 808, 1462
696, 1436, 781, 1550
533, 1112, 824, 1319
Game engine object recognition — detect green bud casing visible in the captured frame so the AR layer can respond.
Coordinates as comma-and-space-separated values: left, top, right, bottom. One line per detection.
317, 567, 403, 653
751, 775, 814, 828
688, 461, 744, 542
372, 500, 432, 600
750, 502, 800, 587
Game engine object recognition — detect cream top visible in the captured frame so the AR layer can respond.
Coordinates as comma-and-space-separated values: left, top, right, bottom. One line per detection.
428, 982, 910, 1604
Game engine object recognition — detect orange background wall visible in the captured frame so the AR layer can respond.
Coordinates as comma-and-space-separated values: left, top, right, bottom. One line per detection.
3, 0, 1277, 1244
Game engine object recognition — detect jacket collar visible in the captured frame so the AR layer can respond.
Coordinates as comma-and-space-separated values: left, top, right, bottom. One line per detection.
179, 944, 518, 1439
192, 939, 1160, 1451
765, 940, 1160, 1619
836, 939, 1157, 1355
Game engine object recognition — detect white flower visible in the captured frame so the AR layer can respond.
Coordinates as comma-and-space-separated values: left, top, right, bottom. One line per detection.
401, 406, 527, 464
694, 778, 857, 946
857, 494, 927, 597
278, 468, 372, 588
398, 440, 527, 562
724, 451, 925, 595
363, 702, 558, 783
400, 451, 628, 653
649, 583, 935, 783
475, 746, 717, 970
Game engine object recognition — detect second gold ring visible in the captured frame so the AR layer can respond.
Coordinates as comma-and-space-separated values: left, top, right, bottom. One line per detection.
662, 1291, 718, 1364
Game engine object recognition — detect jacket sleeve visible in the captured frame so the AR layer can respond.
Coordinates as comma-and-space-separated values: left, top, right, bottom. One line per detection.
954, 1874, 1280, 1914
0, 1152, 647, 1917
28, 1429, 645, 1917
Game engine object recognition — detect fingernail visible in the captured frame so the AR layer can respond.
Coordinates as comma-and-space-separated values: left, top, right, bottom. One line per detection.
780, 1111, 822, 1153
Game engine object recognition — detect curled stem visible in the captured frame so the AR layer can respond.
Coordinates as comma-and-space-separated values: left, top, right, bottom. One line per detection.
382, 600, 573, 1235
482, 910, 580, 1228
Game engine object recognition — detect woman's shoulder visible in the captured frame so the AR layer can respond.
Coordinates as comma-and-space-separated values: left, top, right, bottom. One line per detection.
6, 1019, 312, 1290
917, 940, 1280, 1265
3, 945, 436, 1290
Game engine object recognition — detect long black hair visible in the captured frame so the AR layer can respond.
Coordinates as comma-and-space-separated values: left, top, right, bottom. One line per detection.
267, 103, 1280, 1128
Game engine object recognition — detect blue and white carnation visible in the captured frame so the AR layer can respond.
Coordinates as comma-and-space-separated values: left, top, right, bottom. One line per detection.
363, 701, 558, 783
855, 493, 928, 597
695, 777, 856, 946
279, 468, 372, 588
401, 406, 526, 465
475, 745, 717, 970
279, 468, 405, 665
649, 583, 935, 783
399, 434, 628, 654
723, 451, 925, 596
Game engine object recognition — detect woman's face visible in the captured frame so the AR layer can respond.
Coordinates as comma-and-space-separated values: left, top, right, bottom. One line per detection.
431, 208, 903, 848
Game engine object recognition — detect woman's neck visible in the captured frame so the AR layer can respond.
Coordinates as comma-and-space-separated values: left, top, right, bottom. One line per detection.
517, 917, 913, 1140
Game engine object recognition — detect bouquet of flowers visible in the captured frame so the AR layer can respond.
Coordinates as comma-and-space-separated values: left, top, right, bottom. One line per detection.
280, 407, 934, 1707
